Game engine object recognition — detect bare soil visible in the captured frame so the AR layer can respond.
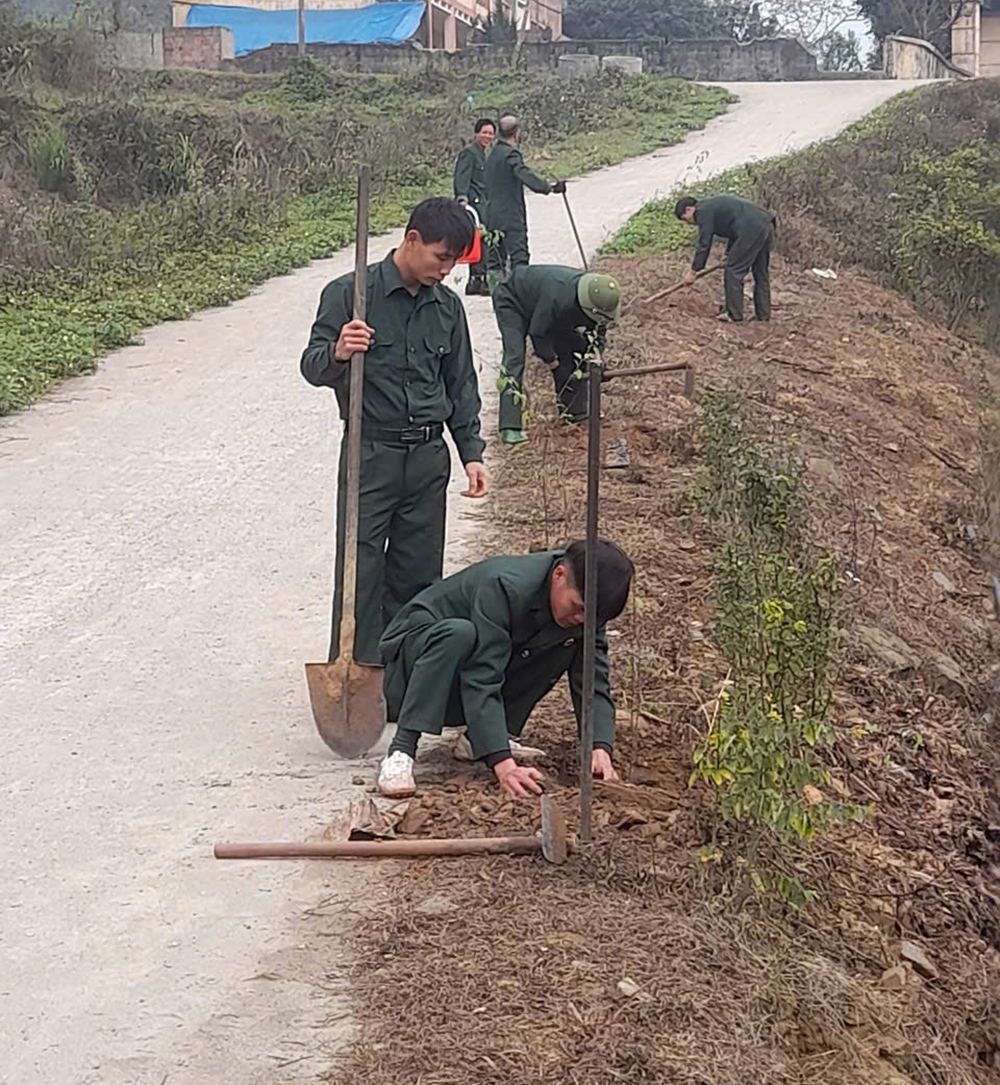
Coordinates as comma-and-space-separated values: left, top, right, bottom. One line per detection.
329, 253, 1000, 1085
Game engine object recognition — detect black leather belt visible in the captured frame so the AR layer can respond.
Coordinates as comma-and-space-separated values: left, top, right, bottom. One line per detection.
365, 423, 444, 445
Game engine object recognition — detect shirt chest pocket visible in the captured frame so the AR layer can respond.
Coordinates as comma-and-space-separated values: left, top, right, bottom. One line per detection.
419, 333, 450, 375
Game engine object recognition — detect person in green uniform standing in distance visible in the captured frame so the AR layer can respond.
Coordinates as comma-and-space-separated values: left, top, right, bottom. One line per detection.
675, 194, 776, 322
485, 114, 565, 273
453, 117, 495, 296
301, 197, 490, 667
493, 264, 621, 445
375, 539, 635, 798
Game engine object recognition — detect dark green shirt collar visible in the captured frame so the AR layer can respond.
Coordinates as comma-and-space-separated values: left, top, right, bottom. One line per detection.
379, 250, 446, 306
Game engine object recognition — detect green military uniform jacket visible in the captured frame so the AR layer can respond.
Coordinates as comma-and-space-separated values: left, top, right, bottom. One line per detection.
499, 264, 601, 361
381, 550, 616, 756
300, 251, 485, 465
484, 138, 551, 233
692, 195, 772, 272
453, 143, 487, 211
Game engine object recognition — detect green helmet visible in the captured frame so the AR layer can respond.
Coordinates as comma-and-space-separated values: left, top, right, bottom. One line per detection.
577, 272, 621, 325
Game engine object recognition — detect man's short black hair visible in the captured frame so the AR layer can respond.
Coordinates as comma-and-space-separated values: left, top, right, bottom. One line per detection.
474, 117, 496, 133
406, 196, 475, 258
562, 539, 635, 624
675, 196, 698, 219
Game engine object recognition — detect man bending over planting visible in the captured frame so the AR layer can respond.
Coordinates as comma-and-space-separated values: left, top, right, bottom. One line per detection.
376, 539, 635, 798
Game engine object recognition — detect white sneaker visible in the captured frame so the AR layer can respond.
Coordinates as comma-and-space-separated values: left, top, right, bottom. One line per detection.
452, 732, 546, 762
377, 751, 416, 797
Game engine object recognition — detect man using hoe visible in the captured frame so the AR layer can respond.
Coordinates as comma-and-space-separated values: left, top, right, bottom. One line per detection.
485, 114, 566, 273
493, 264, 621, 445
301, 197, 489, 667
376, 539, 635, 799
675, 194, 776, 323
453, 117, 495, 296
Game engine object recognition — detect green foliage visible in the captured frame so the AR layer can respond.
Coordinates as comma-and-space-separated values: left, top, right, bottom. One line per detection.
894, 141, 1000, 330
27, 123, 72, 193
275, 56, 333, 103
563, 0, 757, 39
815, 29, 863, 72
692, 392, 867, 903
0, 48, 730, 414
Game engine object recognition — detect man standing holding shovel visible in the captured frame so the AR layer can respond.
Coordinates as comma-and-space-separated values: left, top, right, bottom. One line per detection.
301, 196, 489, 673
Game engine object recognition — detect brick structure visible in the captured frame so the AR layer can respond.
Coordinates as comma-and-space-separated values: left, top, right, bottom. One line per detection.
163, 26, 236, 68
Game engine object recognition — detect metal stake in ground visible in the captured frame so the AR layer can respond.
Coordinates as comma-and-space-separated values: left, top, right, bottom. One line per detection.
580, 355, 603, 844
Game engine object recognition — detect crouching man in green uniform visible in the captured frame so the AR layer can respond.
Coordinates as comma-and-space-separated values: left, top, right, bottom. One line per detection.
376, 539, 635, 799
300, 197, 489, 666
675, 194, 776, 323
493, 265, 621, 445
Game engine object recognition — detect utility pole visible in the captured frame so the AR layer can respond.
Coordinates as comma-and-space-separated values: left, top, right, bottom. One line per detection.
298, 0, 306, 57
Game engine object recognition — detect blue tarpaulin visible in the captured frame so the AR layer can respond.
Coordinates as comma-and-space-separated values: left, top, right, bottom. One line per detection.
185, 2, 426, 56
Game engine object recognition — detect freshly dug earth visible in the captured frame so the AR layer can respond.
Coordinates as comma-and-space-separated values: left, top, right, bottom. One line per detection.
326, 256, 1000, 1085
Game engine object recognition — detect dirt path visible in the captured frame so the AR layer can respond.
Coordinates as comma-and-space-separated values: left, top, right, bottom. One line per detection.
0, 80, 915, 1085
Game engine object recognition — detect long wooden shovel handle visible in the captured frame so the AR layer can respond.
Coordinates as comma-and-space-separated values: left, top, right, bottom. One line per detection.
214, 837, 542, 860
339, 164, 370, 663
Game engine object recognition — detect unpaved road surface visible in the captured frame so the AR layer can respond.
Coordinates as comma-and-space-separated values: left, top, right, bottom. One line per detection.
0, 81, 915, 1085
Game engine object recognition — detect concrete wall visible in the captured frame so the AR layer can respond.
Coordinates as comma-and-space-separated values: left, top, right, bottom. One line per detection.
662, 37, 817, 81
884, 34, 970, 78
235, 39, 441, 73
99, 28, 165, 66
983, 12, 1000, 77
234, 35, 832, 80
163, 25, 235, 68
14, 0, 173, 32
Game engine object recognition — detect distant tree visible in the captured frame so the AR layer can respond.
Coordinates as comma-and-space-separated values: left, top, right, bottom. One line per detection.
478, 0, 516, 43
717, 1, 781, 40
563, 0, 731, 40
815, 27, 864, 69
856, 0, 955, 55
756, 0, 859, 49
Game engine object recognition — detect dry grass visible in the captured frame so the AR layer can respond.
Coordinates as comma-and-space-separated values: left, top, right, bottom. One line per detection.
325, 254, 1000, 1085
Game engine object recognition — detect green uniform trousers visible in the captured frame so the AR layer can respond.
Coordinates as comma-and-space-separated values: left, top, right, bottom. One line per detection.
725, 221, 774, 322
330, 435, 449, 665
494, 289, 589, 432
384, 618, 538, 751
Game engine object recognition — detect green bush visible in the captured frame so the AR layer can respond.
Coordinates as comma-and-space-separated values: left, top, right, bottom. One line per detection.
28, 124, 72, 193
692, 392, 867, 904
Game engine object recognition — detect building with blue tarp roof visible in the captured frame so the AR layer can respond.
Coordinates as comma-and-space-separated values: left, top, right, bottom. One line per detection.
184, 2, 426, 55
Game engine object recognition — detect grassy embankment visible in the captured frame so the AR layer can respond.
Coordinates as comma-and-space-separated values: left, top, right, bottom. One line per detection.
0, 12, 731, 414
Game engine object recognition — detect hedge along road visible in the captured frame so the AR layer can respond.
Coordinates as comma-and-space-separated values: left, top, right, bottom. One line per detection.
0, 80, 915, 1085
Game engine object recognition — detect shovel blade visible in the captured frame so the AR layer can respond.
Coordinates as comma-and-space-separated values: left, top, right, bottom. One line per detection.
305, 659, 386, 758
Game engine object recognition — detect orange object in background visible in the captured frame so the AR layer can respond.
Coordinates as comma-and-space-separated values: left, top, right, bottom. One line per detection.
457, 205, 482, 265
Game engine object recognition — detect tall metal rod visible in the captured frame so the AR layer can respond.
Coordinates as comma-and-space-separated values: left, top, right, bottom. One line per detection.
297, 0, 306, 56
562, 190, 588, 270
579, 356, 603, 844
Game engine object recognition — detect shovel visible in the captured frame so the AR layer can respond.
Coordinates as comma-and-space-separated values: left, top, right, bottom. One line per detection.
305, 164, 386, 758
